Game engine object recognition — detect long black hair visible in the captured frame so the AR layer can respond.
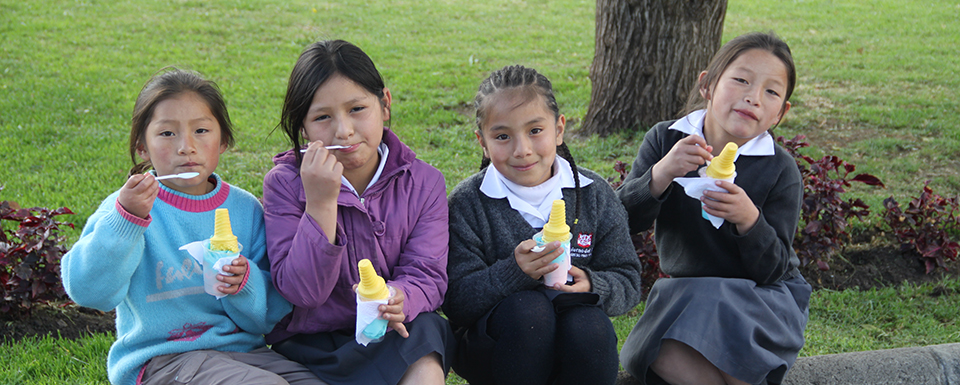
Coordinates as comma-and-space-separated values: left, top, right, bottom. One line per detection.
474, 64, 582, 231
129, 67, 234, 175
278, 40, 388, 166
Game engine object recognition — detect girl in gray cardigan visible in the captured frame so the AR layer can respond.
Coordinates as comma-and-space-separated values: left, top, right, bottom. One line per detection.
444, 65, 643, 385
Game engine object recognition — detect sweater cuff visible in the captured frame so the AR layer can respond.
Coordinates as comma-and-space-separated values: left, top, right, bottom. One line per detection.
115, 200, 151, 227
496, 258, 540, 296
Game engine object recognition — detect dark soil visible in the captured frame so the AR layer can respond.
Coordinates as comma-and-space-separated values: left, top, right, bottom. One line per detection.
2, 227, 958, 344
800, 227, 960, 291
2, 302, 115, 343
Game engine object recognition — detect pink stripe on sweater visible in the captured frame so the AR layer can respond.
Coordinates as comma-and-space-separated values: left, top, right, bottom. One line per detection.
115, 201, 151, 227
157, 179, 231, 212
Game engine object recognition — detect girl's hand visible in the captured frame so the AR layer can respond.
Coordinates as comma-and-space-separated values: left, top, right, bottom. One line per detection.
379, 287, 410, 338
650, 135, 714, 197
301, 141, 343, 204
514, 239, 562, 280
218, 255, 248, 295
301, 141, 342, 240
701, 180, 760, 234
551, 266, 591, 293
117, 173, 159, 219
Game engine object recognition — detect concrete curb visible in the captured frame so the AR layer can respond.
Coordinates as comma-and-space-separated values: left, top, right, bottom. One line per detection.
614, 343, 960, 385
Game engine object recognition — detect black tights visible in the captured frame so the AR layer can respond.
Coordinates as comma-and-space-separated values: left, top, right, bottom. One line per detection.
453, 290, 618, 385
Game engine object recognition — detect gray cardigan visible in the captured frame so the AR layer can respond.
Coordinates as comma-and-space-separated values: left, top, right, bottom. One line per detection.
443, 167, 643, 328
616, 119, 802, 285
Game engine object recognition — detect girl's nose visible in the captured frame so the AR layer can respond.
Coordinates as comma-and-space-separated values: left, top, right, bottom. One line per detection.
513, 136, 533, 158
745, 88, 761, 105
178, 136, 197, 155
335, 117, 354, 138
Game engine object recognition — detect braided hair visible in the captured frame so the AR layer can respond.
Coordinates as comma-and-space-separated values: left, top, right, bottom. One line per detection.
474, 65, 582, 231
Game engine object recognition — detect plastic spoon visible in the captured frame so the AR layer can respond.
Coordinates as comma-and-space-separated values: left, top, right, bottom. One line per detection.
301, 145, 348, 153
156, 172, 200, 180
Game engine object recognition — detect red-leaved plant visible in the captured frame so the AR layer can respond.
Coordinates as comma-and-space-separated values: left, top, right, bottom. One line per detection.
608, 160, 666, 295
0, 190, 74, 316
777, 135, 885, 271
881, 181, 960, 274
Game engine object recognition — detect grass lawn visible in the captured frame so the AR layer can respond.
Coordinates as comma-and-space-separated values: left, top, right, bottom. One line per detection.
2, 0, 959, 384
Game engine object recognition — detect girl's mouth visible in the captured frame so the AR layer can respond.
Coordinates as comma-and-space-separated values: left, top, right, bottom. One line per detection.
513, 162, 537, 172
338, 143, 362, 153
735, 109, 758, 121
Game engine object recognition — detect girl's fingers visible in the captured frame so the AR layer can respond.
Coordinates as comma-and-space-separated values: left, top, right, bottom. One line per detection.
390, 321, 410, 338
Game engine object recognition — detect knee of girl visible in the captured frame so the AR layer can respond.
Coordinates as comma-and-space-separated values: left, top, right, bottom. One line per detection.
488, 291, 556, 341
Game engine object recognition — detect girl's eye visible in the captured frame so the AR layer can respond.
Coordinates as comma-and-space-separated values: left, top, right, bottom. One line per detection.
530, 127, 543, 135
351, 106, 366, 113
494, 134, 509, 141
159, 131, 175, 137
766, 89, 781, 97
314, 114, 330, 122
733, 77, 748, 84
195, 128, 210, 134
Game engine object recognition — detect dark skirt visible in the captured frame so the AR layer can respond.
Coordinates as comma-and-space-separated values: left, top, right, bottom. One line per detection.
271, 312, 456, 385
619, 275, 811, 385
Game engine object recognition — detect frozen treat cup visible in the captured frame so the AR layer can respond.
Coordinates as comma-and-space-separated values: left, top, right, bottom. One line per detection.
202, 241, 242, 296
534, 230, 572, 287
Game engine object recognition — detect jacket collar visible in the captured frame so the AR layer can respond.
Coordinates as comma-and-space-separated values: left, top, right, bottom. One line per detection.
669, 109, 775, 158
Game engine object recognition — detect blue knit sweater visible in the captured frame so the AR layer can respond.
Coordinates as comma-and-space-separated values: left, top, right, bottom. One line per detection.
62, 174, 292, 385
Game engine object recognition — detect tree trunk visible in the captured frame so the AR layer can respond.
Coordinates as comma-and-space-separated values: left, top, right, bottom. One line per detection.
581, 0, 727, 136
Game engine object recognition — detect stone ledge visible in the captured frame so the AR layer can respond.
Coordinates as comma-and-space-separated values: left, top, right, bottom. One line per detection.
614, 343, 960, 385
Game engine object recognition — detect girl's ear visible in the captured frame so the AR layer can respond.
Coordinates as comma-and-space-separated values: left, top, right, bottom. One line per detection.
775, 101, 792, 125
381, 88, 392, 121
698, 70, 710, 100
555, 114, 566, 147
137, 143, 150, 162
475, 130, 489, 158
219, 142, 228, 155
300, 127, 309, 142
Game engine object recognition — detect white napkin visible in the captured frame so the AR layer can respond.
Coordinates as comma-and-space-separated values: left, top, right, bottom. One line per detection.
179, 241, 236, 299
673, 167, 737, 229
355, 286, 394, 346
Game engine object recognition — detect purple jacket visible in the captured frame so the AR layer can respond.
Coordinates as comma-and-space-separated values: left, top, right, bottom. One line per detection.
263, 128, 448, 343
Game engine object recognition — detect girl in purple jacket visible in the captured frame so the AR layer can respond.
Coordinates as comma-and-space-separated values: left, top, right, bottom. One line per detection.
262, 40, 455, 385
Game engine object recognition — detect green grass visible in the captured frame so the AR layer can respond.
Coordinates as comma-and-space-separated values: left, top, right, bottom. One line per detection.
3, 0, 960, 383
4, 279, 958, 384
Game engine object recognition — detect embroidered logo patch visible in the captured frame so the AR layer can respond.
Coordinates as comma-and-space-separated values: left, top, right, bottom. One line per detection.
576, 233, 593, 248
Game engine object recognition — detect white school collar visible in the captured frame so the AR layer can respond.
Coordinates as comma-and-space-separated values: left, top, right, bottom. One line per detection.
479, 156, 593, 227
669, 109, 775, 158
341, 142, 389, 197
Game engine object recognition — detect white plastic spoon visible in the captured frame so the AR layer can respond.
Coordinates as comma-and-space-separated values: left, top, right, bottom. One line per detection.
301, 145, 348, 153
156, 172, 200, 180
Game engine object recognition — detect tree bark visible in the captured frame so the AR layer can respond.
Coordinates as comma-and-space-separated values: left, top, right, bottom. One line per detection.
581, 0, 727, 136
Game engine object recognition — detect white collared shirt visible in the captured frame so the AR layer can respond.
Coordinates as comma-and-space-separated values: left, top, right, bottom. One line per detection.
479, 156, 593, 228
342, 143, 390, 197
669, 109, 776, 158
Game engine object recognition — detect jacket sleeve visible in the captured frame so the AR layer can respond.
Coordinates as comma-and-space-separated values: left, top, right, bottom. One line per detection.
220, 203, 293, 334
579, 183, 644, 317
262, 166, 347, 309
617, 123, 674, 234
61, 195, 148, 311
386, 171, 449, 322
732, 158, 803, 284
443, 186, 542, 327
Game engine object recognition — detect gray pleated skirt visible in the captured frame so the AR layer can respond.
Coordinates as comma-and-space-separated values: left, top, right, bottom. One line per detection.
619, 275, 811, 385
271, 312, 455, 385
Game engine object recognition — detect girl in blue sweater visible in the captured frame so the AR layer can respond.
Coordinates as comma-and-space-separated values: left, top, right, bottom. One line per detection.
62, 68, 321, 385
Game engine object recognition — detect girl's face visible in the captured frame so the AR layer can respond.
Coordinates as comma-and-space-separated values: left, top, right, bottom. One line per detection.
139, 92, 226, 195
301, 74, 390, 182
477, 92, 565, 187
701, 48, 791, 149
